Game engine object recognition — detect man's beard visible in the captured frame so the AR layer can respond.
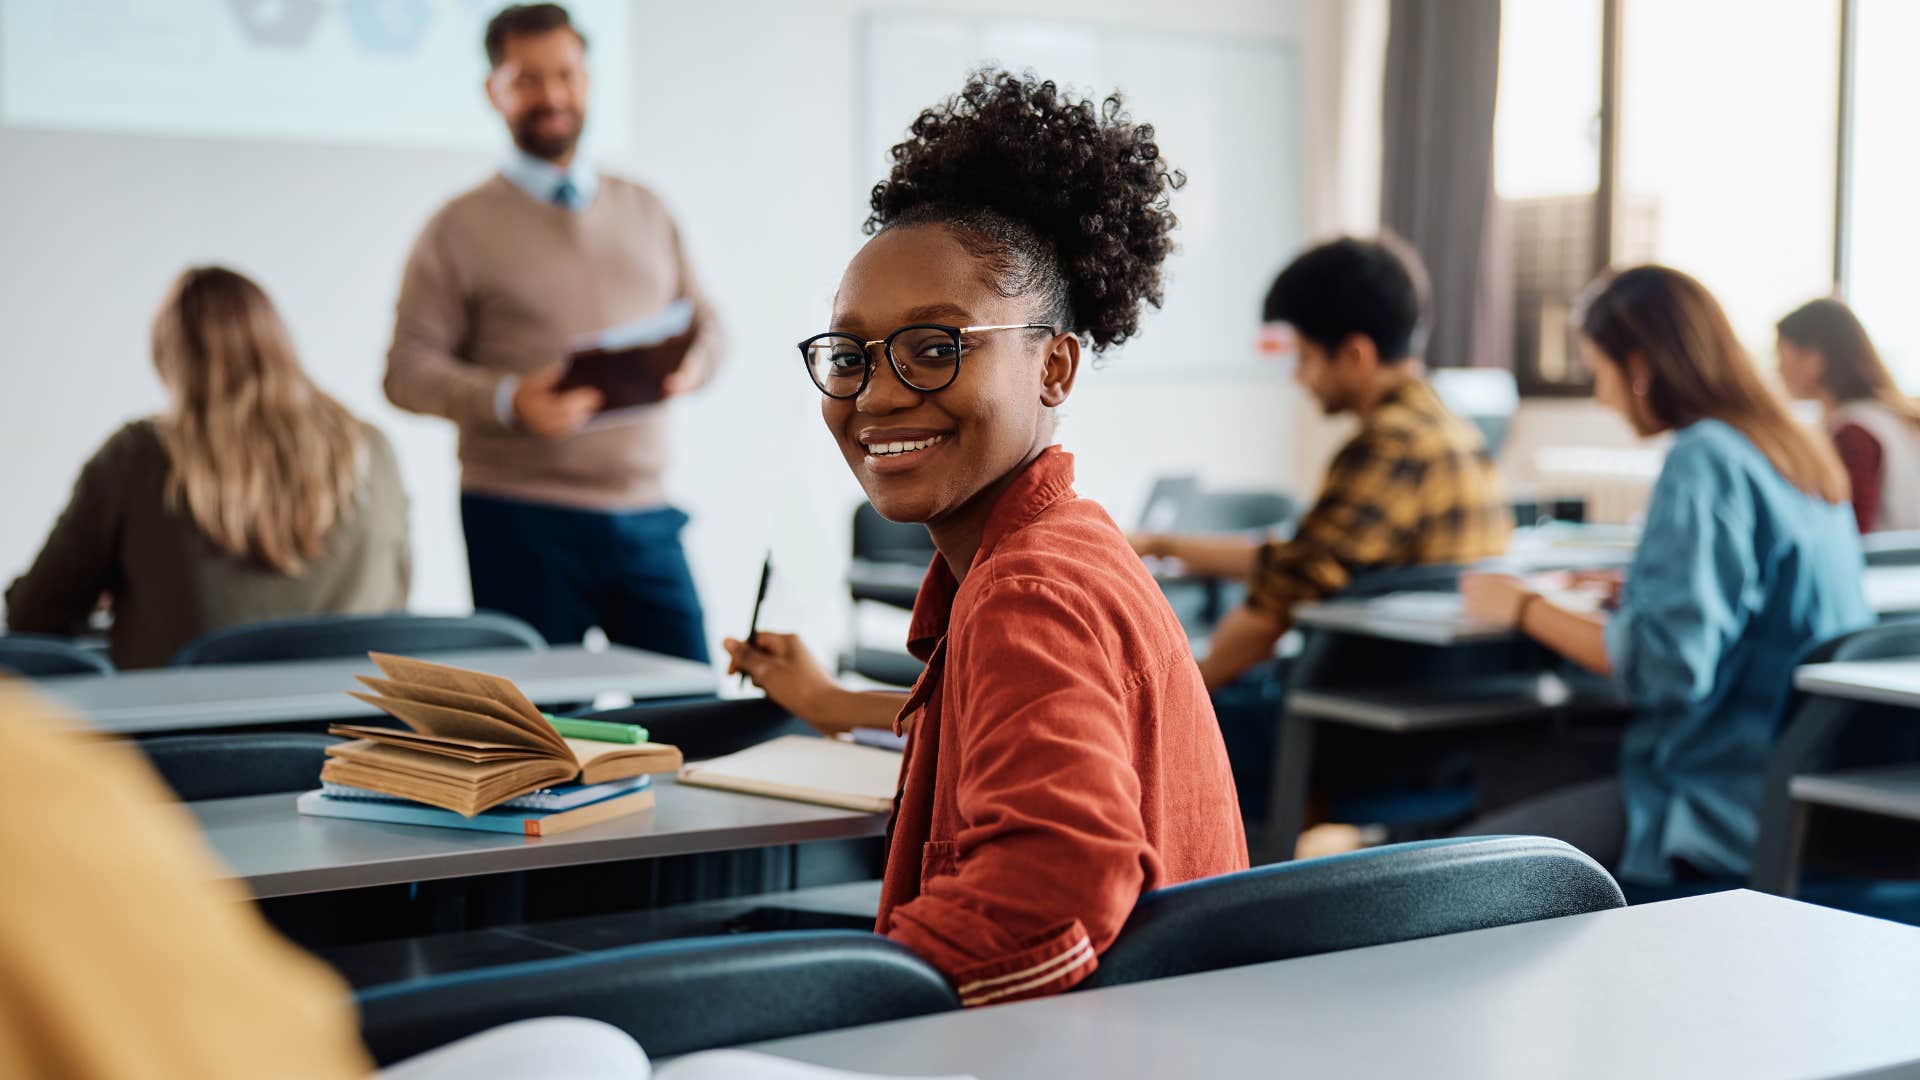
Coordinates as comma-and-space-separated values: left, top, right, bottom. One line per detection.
512, 108, 584, 162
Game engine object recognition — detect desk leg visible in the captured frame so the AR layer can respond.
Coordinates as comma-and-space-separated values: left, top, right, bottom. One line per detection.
1264, 708, 1315, 864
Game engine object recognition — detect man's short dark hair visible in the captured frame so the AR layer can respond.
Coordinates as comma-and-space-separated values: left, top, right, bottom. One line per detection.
485, 4, 587, 68
1262, 235, 1430, 362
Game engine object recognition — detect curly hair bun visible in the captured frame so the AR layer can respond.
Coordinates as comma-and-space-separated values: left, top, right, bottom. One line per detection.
866, 70, 1184, 352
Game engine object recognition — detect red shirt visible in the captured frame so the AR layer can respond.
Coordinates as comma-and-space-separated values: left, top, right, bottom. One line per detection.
1833, 422, 1884, 534
876, 447, 1247, 1005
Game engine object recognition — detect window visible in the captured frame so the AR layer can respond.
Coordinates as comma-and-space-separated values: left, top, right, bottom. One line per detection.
1616, 0, 1839, 358
1493, 0, 1605, 394
1843, 0, 1920, 388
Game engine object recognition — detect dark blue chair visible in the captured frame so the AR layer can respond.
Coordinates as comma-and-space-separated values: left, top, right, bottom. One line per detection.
1082, 835, 1622, 989
1749, 619, 1920, 907
137, 733, 343, 802
0, 633, 112, 678
354, 930, 959, 1066
171, 612, 545, 666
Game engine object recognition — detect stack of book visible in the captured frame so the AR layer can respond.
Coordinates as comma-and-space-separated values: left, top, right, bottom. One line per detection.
295, 653, 681, 836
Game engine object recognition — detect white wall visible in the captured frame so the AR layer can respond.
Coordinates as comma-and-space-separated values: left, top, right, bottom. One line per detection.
0, 0, 1362, 665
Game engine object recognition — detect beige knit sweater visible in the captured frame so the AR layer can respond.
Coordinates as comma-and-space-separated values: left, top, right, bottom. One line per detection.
385, 173, 723, 510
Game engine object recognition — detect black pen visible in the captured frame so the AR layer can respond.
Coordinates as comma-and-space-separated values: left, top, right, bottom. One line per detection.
739, 551, 772, 689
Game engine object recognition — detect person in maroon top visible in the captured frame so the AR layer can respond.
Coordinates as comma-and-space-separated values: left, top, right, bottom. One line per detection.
723, 71, 1246, 1003
1777, 298, 1920, 534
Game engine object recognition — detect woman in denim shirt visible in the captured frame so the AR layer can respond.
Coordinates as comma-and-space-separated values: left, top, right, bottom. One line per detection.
1460, 266, 1871, 885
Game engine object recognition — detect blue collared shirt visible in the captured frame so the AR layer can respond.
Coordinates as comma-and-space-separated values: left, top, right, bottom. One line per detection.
1606, 419, 1871, 884
500, 149, 598, 211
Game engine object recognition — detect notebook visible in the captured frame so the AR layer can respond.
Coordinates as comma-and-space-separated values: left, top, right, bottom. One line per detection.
321, 776, 650, 812
556, 298, 697, 419
323, 652, 682, 817
677, 735, 903, 813
297, 783, 654, 837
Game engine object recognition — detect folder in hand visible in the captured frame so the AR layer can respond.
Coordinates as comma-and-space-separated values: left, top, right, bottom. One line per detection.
555, 298, 697, 415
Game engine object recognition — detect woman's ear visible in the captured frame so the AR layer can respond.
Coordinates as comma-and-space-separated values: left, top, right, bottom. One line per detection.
1039, 332, 1081, 408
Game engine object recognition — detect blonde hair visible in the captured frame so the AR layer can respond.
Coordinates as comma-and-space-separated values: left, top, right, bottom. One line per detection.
150, 267, 364, 575
1580, 265, 1849, 504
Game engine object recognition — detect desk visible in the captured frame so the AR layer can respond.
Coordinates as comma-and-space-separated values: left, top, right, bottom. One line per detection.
1794, 657, 1920, 708
37, 645, 716, 736
1294, 565, 1920, 651
194, 778, 888, 899
748, 891, 1920, 1080
1866, 565, 1920, 616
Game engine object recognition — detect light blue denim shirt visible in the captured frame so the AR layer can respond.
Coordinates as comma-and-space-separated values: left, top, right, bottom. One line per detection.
499, 149, 598, 211
1607, 419, 1871, 884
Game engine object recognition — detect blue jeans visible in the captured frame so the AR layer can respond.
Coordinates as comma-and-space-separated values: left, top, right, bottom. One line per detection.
461, 494, 710, 663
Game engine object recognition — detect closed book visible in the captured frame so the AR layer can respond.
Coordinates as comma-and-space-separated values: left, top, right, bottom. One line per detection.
296, 784, 655, 837
678, 735, 902, 814
320, 775, 650, 812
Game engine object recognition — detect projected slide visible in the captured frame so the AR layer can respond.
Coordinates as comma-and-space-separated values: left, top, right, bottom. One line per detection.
0, 0, 632, 151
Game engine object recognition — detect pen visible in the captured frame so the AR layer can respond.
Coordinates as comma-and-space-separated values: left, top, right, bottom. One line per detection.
739, 551, 771, 689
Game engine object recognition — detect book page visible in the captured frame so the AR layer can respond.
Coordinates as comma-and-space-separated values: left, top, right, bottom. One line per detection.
367, 652, 567, 756
356, 674, 543, 735
347, 693, 550, 749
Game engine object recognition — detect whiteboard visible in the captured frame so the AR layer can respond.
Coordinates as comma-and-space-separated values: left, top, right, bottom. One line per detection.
860, 13, 1300, 379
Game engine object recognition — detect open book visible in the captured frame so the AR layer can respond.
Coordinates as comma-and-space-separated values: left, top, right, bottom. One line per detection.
323, 653, 682, 817
555, 298, 697, 418
678, 735, 902, 814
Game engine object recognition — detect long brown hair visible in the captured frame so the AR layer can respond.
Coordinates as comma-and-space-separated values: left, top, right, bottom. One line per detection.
1580, 265, 1848, 504
150, 267, 365, 574
1776, 297, 1920, 430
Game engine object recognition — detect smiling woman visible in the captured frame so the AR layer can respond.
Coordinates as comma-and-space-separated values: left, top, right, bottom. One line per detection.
726, 69, 1246, 1006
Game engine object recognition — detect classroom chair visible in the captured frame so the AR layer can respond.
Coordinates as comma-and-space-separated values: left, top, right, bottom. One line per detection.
171, 611, 545, 666
354, 930, 959, 1066
1749, 619, 1920, 915
837, 502, 936, 687
0, 633, 114, 678
1082, 835, 1622, 990
1863, 530, 1920, 568
137, 732, 342, 801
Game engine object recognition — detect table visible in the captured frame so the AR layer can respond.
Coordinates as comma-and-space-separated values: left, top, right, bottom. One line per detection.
747, 890, 1920, 1080
194, 778, 889, 899
36, 645, 716, 736
1867, 565, 1920, 616
1795, 657, 1920, 708
1293, 565, 1920, 650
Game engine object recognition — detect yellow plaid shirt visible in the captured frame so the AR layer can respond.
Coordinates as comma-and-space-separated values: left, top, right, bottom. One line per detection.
1250, 378, 1513, 624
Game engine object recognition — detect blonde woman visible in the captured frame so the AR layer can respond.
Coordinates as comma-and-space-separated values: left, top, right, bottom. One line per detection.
6, 267, 410, 668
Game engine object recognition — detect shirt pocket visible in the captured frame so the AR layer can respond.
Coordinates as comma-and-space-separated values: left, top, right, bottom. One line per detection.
920, 839, 959, 883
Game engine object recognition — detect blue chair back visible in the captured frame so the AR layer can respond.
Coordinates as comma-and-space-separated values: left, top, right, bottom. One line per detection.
137, 733, 342, 801
1082, 836, 1622, 990
0, 633, 112, 678
172, 612, 545, 666
354, 930, 959, 1066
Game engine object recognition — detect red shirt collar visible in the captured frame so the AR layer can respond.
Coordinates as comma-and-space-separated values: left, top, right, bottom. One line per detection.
905, 445, 1077, 658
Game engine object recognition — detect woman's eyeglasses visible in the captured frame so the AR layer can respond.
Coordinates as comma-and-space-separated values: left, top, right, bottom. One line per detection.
797, 323, 1056, 399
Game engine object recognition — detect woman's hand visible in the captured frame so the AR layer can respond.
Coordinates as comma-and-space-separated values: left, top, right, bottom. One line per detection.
1459, 572, 1536, 628
721, 632, 837, 719
1129, 532, 1172, 559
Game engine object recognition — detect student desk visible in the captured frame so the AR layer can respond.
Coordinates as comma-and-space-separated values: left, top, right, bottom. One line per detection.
747, 890, 1920, 1080
192, 778, 888, 899
36, 645, 716, 737
1795, 656, 1920, 709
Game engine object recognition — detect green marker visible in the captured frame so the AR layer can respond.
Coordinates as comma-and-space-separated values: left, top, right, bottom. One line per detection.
543, 713, 648, 744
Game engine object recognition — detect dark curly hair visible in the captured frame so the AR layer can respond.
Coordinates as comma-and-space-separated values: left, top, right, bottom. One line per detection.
866, 70, 1184, 352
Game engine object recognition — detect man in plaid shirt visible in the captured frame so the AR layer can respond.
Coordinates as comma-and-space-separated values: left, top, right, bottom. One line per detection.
1134, 236, 1512, 689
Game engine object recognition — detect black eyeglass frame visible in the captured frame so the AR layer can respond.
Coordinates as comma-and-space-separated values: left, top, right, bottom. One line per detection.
796, 322, 1058, 399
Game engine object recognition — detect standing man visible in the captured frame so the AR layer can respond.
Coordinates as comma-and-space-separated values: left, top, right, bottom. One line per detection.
386, 3, 722, 662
